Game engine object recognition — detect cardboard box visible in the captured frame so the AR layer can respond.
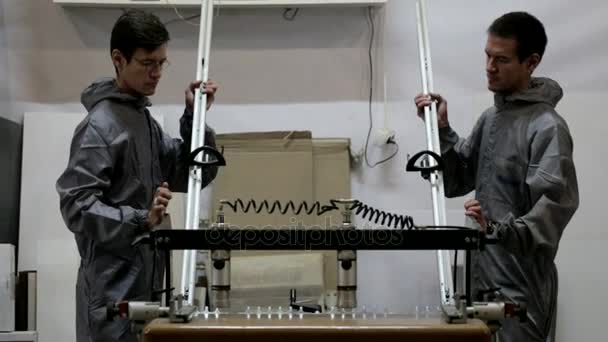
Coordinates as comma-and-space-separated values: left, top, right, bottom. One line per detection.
209, 132, 351, 307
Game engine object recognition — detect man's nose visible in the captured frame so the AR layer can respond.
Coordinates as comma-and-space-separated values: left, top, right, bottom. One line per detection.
150, 67, 162, 79
486, 58, 497, 73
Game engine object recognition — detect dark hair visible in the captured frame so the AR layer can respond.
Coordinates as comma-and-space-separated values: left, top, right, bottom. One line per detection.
110, 10, 170, 62
488, 11, 547, 62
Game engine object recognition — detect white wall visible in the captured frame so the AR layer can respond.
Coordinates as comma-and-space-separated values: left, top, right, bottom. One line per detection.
2, 0, 607, 341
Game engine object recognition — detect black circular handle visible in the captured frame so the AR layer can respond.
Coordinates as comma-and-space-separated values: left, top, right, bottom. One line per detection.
406, 150, 444, 173
187, 145, 226, 167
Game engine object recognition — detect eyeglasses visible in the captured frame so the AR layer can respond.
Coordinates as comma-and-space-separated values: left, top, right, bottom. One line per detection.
132, 57, 170, 71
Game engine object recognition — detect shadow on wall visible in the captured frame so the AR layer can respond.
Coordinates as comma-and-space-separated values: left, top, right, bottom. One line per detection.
0, 117, 22, 268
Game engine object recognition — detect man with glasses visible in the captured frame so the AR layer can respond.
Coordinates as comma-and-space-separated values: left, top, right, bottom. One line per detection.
56, 10, 218, 342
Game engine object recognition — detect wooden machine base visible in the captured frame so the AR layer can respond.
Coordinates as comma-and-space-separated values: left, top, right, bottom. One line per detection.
143, 315, 491, 342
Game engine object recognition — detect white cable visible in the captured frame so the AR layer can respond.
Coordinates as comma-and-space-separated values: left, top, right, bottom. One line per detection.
165, 0, 199, 26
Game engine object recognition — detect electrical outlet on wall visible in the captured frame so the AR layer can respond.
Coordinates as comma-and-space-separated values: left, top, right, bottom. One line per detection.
373, 128, 396, 146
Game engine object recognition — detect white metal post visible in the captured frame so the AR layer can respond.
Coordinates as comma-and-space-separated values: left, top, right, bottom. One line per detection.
180, 0, 214, 306
415, 0, 455, 310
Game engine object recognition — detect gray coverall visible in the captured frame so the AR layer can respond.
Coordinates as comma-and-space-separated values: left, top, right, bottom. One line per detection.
440, 77, 579, 341
56, 78, 218, 342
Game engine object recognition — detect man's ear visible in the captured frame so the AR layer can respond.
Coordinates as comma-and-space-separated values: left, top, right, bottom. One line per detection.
526, 53, 541, 75
111, 49, 124, 73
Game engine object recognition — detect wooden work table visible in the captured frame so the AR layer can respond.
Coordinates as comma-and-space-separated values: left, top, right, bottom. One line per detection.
143, 314, 491, 342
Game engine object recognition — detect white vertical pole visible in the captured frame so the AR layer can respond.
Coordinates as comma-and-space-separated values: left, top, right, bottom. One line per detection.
415, 0, 455, 308
180, 0, 214, 306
